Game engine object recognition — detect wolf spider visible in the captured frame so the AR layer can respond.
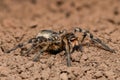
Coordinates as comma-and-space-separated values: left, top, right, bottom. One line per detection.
4, 28, 115, 66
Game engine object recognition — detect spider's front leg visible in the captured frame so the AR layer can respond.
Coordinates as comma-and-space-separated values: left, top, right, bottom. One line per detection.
74, 27, 115, 53
74, 28, 89, 43
63, 37, 71, 67
4, 38, 37, 53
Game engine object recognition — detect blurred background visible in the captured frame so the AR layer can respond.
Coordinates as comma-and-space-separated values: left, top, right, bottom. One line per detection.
0, 0, 120, 29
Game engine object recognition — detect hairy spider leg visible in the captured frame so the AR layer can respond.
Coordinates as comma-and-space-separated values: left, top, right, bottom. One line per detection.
21, 36, 48, 55
74, 28, 115, 53
33, 42, 50, 62
62, 35, 72, 67
74, 28, 88, 43
5, 38, 37, 53
76, 38, 83, 52
21, 43, 37, 56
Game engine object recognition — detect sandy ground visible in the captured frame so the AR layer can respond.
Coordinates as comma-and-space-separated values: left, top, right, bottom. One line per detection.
0, 0, 120, 80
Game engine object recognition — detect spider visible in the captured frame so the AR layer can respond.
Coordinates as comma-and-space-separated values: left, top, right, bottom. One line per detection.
4, 28, 115, 66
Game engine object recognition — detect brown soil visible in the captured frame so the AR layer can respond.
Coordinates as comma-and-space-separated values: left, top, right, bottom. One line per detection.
0, 0, 120, 80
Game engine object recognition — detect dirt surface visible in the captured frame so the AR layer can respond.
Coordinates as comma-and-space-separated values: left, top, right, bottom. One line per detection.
0, 0, 120, 80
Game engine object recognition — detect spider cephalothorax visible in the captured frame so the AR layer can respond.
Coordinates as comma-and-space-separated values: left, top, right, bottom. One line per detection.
4, 28, 115, 66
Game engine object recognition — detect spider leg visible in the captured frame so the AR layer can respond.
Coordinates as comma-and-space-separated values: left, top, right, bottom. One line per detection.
33, 51, 43, 62
21, 43, 37, 56
21, 36, 48, 56
5, 43, 24, 53
33, 42, 49, 62
63, 37, 71, 67
73, 40, 83, 60
74, 28, 115, 53
77, 38, 83, 52
74, 28, 88, 43
65, 45, 71, 67
5, 38, 37, 53
77, 42, 83, 59
21, 36, 49, 58
90, 37, 115, 53
81, 33, 87, 43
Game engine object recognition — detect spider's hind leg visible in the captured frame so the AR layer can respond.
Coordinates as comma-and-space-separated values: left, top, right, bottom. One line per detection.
4, 38, 37, 53
5, 43, 24, 53
33, 43, 49, 62
33, 50, 43, 62
74, 27, 115, 53
62, 36, 72, 67
20, 43, 37, 56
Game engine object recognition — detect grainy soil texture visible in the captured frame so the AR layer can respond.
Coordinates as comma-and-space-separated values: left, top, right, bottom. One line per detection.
0, 0, 120, 80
